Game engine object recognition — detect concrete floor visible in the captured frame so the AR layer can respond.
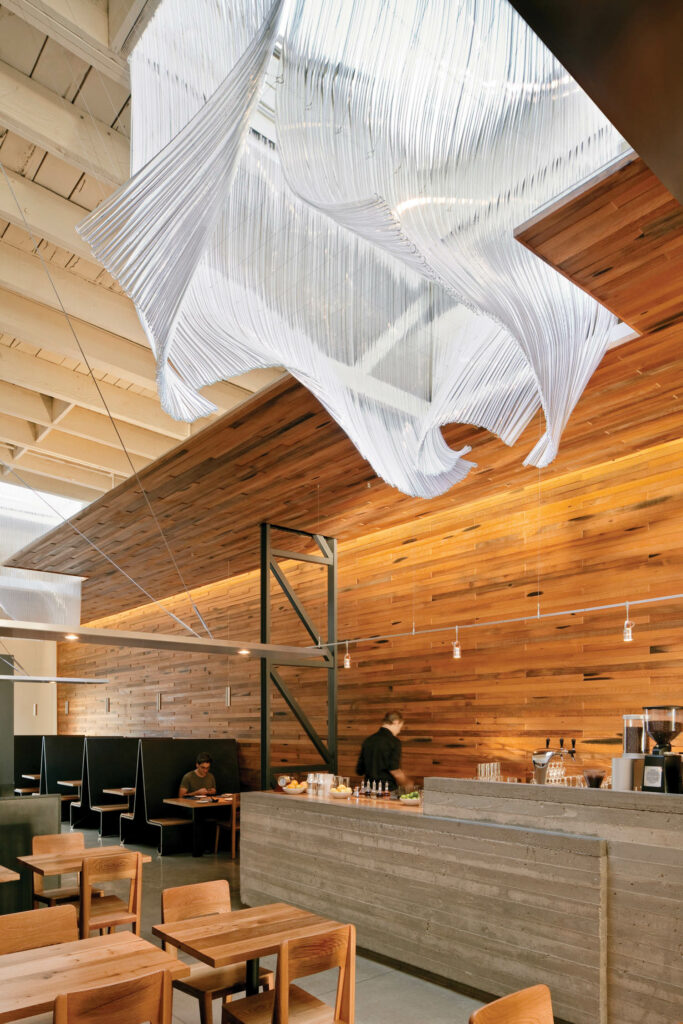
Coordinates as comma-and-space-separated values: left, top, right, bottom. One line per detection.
76, 826, 484, 1024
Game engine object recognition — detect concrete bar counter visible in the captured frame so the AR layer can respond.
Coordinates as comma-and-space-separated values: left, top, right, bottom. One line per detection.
240, 781, 683, 1024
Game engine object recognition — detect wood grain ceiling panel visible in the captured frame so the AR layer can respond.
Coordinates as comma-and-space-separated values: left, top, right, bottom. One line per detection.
515, 153, 683, 337
9, 313, 683, 622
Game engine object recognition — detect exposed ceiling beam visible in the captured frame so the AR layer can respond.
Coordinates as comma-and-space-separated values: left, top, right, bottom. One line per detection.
0, 168, 94, 260
0, 410, 148, 474
0, 380, 173, 458
0, 268, 259, 411
0, 445, 121, 492
0, 343, 189, 437
1, 0, 129, 88
0, 459, 105, 502
108, 0, 162, 55
0, 285, 159, 389
0, 58, 129, 185
0, 617, 330, 665
56, 405, 177, 459
0, 378, 55, 424
0, 240, 146, 344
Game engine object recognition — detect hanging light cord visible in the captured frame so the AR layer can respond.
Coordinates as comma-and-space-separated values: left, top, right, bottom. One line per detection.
324, 589, 679, 650
0, 161, 212, 638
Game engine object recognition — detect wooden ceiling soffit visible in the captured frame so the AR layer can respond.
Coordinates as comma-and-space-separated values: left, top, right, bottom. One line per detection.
10, 328, 683, 623
507, 0, 683, 205
0, 618, 328, 667
515, 152, 683, 338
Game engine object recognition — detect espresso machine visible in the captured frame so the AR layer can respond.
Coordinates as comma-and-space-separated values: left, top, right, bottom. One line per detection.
641, 706, 682, 794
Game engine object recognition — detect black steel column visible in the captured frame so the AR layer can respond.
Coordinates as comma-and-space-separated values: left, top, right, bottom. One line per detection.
260, 523, 271, 789
259, 523, 338, 788
327, 536, 338, 774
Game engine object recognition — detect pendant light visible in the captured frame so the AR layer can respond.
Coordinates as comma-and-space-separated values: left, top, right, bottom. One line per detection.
452, 626, 462, 659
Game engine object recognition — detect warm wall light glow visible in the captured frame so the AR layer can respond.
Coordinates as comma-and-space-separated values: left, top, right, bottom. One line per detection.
64, 633, 79, 641
343, 641, 351, 669
237, 648, 250, 655
623, 603, 634, 642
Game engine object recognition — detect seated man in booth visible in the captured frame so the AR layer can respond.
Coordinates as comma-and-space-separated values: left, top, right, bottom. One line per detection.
178, 751, 217, 797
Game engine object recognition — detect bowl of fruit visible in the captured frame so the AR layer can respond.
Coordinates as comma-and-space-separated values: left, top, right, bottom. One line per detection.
281, 779, 307, 795
329, 784, 353, 799
398, 789, 422, 805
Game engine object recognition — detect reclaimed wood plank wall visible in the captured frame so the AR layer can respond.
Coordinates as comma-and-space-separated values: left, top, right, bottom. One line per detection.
57, 427, 683, 787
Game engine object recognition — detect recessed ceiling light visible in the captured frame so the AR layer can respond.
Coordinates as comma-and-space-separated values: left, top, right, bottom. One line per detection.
64, 633, 79, 641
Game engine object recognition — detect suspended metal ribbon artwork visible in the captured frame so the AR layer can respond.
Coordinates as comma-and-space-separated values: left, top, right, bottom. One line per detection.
80, 0, 624, 498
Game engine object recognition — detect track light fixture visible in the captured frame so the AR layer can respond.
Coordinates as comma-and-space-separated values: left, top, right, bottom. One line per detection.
452, 627, 462, 660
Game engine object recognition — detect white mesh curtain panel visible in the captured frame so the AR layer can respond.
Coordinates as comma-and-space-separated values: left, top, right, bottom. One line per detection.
79, 0, 286, 420
80, 0, 624, 498
276, 0, 624, 469
154, 138, 541, 495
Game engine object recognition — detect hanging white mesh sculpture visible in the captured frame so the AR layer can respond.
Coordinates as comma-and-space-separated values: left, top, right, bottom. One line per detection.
80, 0, 624, 498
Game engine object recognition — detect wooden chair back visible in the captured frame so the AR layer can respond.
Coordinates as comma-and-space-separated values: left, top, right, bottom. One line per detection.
0, 904, 78, 954
80, 850, 142, 938
32, 831, 85, 897
274, 924, 355, 1024
469, 984, 554, 1024
54, 968, 172, 1024
162, 879, 231, 924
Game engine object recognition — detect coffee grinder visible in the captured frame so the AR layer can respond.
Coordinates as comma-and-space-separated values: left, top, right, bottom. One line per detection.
642, 706, 682, 794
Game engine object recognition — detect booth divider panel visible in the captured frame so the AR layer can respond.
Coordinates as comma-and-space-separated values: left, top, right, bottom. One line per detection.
0, 795, 60, 914
13, 735, 43, 789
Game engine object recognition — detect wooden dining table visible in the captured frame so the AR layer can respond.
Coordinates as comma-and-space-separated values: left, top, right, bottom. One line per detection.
153, 901, 342, 996
0, 930, 190, 1023
17, 845, 152, 879
163, 794, 236, 857
0, 866, 19, 884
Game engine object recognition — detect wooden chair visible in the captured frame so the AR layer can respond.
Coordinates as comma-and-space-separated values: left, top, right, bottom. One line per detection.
0, 903, 78, 954
213, 794, 240, 858
54, 969, 172, 1024
79, 850, 142, 939
32, 832, 103, 908
161, 880, 273, 1024
222, 923, 355, 1024
469, 984, 554, 1024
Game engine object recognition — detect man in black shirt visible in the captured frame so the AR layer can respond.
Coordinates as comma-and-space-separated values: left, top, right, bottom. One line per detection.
356, 711, 414, 790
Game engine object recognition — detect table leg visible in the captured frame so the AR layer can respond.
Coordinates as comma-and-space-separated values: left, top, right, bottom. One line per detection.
245, 957, 260, 996
192, 810, 202, 857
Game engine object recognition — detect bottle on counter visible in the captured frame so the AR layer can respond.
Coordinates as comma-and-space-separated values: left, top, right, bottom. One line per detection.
383, 781, 390, 798
371, 780, 377, 798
